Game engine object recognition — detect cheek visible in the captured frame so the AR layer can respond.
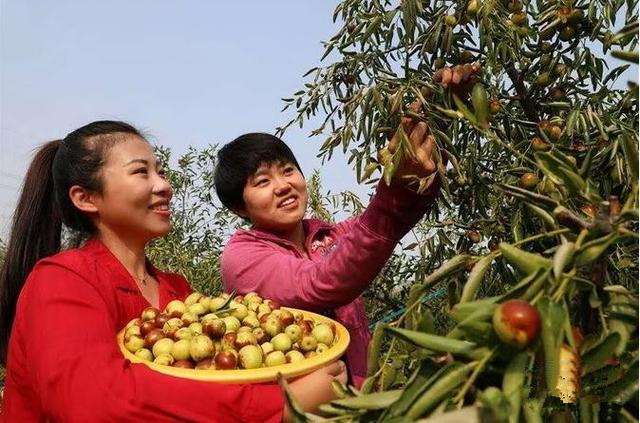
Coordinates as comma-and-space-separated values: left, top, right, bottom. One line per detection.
244, 188, 272, 212
128, 186, 152, 207
298, 182, 309, 201
105, 182, 148, 209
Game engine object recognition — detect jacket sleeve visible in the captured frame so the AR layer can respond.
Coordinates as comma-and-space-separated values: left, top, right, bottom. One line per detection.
17, 261, 284, 423
222, 180, 439, 311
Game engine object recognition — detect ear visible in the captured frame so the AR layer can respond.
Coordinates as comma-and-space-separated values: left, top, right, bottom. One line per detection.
68, 185, 99, 214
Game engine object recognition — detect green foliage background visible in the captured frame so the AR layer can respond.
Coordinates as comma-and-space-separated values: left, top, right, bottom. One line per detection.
271, 0, 639, 420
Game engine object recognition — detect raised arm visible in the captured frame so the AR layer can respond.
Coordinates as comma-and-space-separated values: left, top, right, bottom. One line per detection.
223, 178, 439, 311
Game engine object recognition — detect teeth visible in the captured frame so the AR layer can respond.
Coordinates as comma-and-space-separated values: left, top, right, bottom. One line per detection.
281, 198, 295, 207
151, 205, 169, 211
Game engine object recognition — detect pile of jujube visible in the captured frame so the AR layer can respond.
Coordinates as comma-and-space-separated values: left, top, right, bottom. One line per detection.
122, 292, 337, 370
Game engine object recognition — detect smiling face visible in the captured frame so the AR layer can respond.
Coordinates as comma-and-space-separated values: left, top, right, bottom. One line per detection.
237, 161, 308, 236
90, 136, 173, 243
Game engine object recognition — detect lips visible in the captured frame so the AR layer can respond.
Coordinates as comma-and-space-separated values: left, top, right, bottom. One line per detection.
277, 196, 297, 209
149, 200, 171, 216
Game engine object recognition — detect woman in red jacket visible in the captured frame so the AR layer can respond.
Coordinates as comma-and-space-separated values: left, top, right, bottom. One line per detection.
0, 121, 346, 422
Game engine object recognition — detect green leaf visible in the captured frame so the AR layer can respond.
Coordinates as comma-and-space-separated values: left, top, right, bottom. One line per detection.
611, 50, 639, 62
362, 16, 383, 44
384, 360, 441, 418
406, 362, 475, 418
537, 297, 567, 395
502, 268, 549, 301
535, 152, 586, 195
331, 389, 403, 410
450, 296, 500, 323
511, 209, 524, 243
552, 241, 575, 281
522, 398, 544, 423
603, 360, 639, 404
525, 203, 558, 231
499, 243, 552, 276
365, 323, 387, 382
320, 42, 335, 61
416, 309, 436, 334
450, 319, 495, 344
471, 84, 490, 129
582, 332, 622, 374
574, 232, 621, 266
435, 105, 464, 119
409, 255, 472, 301
502, 352, 530, 423
583, 364, 626, 391
401, 0, 417, 39
460, 255, 494, 303
619, 133, 639, 181
566, 110, 579, 136
477, 387, 512, 422
452, 94, 478, 125
386, 326, 477, 356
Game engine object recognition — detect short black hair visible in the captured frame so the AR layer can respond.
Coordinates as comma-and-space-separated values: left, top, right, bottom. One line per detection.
214, 133, 302, 212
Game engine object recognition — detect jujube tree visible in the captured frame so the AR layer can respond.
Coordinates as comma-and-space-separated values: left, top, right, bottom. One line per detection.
277, 0, 638, 420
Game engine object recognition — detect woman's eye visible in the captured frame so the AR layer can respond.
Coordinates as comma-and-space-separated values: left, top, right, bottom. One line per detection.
284, 167, 294, 175
256, 179, 269, 186
134, 168, 148, 175
157, 168, 166, 177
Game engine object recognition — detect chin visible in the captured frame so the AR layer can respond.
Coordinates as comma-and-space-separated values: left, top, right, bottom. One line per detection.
284, 213, 304, 227
149, 224, 172, 239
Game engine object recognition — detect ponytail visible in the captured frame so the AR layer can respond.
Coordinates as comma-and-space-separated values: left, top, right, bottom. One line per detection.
0, 120, 143, 365
0, 141, 63, 364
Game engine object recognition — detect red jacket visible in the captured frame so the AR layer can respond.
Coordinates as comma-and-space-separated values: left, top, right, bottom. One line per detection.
222, 180, 439, 387
2, 239, 284, 423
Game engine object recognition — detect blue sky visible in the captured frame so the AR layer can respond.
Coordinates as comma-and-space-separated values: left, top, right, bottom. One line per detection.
1, 2, 637, 239
0, 1, 358, 237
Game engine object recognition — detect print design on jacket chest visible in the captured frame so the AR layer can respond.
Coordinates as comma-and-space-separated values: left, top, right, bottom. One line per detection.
310, 235, 338, 257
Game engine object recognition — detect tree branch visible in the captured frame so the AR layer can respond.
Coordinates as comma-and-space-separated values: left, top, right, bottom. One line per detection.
506, 65, 539, 123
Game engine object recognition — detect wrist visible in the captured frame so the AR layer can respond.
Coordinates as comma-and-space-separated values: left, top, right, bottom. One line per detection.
391, 172, 442, 197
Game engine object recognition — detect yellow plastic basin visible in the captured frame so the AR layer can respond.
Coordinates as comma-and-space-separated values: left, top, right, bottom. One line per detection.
117, 307, 350, 383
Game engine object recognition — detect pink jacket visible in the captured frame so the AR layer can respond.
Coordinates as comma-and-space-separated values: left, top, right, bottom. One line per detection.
221, 180, 439, 387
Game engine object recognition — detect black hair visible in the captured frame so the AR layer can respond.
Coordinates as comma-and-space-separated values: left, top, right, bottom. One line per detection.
214, 133, 302, 212
0, 120, 144, 364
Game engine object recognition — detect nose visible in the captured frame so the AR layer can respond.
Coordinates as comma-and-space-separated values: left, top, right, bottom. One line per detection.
273, 174, 292, 195
153, 172, 173, 199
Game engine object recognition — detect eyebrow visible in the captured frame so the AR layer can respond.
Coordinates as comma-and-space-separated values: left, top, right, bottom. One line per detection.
252, 168, 269, 177
253, 161, 292, 176
124, 158, 160, 167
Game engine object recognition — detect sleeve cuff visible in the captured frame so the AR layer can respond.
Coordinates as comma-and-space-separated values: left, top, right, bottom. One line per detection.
359, 175, 441, 241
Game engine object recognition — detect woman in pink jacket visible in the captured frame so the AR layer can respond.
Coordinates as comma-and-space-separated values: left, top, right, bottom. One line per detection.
0, 120, 345, 422
215, 107, 442, 388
